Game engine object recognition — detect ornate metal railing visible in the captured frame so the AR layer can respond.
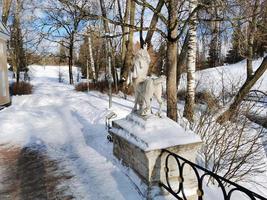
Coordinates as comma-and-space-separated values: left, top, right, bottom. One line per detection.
160, 149, 267, 200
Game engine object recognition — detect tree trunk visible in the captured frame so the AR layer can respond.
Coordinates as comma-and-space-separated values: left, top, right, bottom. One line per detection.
183, 0, 197, 122
1, 0, 12, 25
145, 0, 164, 48
246, 44, 253, 79
166, 0, 178, 121
177, 32, 189, 89
121, 0, 131, 62
88, 32, 96, 81
99, 0, 113, 107
68, 35, 74, 85
86, 59, 89, 92
139, 3, 145, 48
246, 0, 259, 80
13, 0, 22, 83
121, 0, 135, 86
217, 56, 267, 123
208, 5, 221, 68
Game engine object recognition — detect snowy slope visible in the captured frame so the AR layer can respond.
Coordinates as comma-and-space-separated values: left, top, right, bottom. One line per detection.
179, 58, 267, 96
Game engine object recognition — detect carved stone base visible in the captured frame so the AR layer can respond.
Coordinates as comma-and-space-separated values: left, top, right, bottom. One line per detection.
109, 114, 202, 199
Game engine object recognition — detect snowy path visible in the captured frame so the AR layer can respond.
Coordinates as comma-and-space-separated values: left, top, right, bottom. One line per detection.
0, 66, 144, 200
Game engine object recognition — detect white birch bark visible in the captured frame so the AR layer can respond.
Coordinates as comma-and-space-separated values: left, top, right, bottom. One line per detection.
88, 32, 96, 81
184, 0, 197, 122
86, 59, 89, 93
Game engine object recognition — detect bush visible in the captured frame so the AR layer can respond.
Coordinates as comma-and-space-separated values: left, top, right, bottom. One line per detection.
75, 81, 118, 93
177, 101, 266, 184
11, 81, 33, 95
195, 90, 219, 109
177, 89, 219, 110
75, 82, 89, 92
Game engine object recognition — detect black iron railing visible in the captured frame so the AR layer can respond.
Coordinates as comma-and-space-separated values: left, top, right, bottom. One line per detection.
160, 149, 267, 200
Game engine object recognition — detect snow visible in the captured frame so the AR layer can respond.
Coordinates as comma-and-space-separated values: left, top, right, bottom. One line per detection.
111, 113, 201, 151
179, 58, 267, 96
0, 63, 266, 199
1, 65, 145, 199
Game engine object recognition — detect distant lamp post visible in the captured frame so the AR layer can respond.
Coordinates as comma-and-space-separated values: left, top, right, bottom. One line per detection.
104, 32, 113, 109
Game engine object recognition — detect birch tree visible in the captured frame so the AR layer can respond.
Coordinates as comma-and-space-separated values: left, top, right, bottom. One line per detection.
183, 0, 197, 122
88, 30, 96, 81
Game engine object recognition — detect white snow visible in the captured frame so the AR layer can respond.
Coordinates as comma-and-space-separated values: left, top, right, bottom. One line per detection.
179, 58, 267, 96
1, 65, 145, 199
111, 113, 201, 151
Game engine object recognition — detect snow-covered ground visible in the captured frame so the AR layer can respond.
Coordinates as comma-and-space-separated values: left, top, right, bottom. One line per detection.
1, 65, 148, 199
180, 58, 267, 96
0, 63, 266, 199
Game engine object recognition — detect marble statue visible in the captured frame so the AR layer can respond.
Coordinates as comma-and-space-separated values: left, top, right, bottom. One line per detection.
132, 45, 165, 116
132, 45, 150, 82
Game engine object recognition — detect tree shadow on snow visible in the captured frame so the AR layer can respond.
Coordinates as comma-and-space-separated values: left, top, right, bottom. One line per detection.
17, 137, 73, 200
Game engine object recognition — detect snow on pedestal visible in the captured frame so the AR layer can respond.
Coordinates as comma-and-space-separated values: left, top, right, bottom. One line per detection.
109, 113, 202, 199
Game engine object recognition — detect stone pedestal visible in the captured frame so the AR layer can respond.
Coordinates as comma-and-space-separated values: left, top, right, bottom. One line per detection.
109, 114, 202, 199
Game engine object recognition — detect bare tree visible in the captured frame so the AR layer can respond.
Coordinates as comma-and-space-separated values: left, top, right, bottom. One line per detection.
217, 56, 267, 123
121, 0, 131, 63
193, 105, 266, 184
246, 0, 260, 80
1, 0, 12, 25
10, 0, 27, 83
166, 0, 178, 121
39, 0, 90, 84
121, 0, 135, 88
144, 0, 165, 48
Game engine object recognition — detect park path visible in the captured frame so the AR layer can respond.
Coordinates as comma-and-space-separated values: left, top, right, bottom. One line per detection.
0, 66, 143, 200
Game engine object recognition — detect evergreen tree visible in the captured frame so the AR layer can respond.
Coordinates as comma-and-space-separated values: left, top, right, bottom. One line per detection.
225, 23, 243, 64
